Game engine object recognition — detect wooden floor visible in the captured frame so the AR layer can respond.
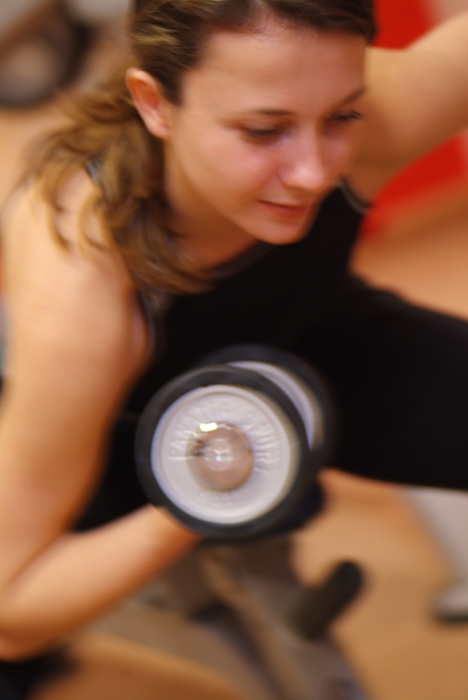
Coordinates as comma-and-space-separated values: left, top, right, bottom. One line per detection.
296, 472, 468, 700
3, 26, 468, 700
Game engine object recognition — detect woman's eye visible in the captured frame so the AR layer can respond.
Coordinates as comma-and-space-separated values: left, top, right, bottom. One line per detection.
327, 109, 364, 125
241, 126, 284, 142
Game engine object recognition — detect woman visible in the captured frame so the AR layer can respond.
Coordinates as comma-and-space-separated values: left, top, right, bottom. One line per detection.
2, 0, 468, 695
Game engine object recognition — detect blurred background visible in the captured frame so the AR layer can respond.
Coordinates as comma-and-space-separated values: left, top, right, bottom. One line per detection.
3, 1, 468, 699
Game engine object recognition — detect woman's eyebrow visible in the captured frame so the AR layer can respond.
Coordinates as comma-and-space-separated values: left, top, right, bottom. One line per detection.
337, 86, 367, 107
230, 108, 294, 117
229, 87, 367, 118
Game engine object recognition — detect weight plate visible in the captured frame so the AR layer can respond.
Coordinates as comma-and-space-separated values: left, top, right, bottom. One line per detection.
196, 344, 338, 464
136, 365, 313, 538
150, 384, 299, 525
229, 361, 320, 450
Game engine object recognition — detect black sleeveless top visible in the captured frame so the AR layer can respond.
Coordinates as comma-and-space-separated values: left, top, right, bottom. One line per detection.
132, 185, 365, 405
77, 184, 366, 529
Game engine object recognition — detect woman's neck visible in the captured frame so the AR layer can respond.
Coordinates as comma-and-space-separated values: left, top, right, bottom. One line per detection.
167, 200, 259, 271
178, 227, 260, 269
164, 150, 260, 269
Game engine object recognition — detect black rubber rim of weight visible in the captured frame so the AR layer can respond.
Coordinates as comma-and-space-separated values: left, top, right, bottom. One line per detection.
135, 364, 315, 539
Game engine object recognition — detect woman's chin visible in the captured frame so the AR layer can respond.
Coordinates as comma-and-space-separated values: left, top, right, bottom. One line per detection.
245, 205, 317, 245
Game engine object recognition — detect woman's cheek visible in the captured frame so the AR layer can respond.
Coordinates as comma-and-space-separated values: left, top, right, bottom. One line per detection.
215, 157, 271, 197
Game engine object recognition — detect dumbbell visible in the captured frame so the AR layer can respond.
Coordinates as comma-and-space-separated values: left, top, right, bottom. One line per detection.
135, 345, 336, 539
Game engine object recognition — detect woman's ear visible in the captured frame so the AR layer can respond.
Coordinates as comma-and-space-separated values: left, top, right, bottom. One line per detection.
126, 68, 172, 139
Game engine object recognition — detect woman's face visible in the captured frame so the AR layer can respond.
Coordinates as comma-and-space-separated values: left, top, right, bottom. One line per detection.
145, 22, 367, 246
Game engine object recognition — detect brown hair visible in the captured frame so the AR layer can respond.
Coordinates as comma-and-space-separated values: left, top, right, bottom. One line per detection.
31, 0, 376, 304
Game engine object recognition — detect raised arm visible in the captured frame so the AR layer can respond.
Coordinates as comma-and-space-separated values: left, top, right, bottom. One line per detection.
350, 10, 468, 200
0, 177, 199, 661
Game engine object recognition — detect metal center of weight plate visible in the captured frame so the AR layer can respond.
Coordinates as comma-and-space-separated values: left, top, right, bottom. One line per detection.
187, 422, 254, 490
135, 345, 335, 538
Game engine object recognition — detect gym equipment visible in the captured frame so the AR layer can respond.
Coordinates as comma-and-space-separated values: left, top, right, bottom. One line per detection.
0, 0, 48, 32
0, 1, 89, 109
0, 0, 128, 38
135, 345, 336, 539
133, 346, 369, 699
67, 0, 129, 24
129, 535, 369, 700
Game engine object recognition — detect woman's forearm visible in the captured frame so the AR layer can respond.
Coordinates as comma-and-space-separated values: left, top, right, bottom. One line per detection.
0, 505, 201, 661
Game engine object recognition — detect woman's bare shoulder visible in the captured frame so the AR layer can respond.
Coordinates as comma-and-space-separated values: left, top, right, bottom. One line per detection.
1, 171, 149, 381
2, 170, 128, 278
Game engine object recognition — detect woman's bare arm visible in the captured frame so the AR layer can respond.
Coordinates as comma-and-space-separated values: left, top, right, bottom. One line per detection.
0, 178, 200, 661
351, 10, 468, 200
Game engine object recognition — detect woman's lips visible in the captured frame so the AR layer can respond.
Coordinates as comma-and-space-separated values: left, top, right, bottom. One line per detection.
259, 200, 312, 218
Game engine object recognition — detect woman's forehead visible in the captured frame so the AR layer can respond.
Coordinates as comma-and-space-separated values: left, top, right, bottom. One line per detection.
183, 25, 366, 114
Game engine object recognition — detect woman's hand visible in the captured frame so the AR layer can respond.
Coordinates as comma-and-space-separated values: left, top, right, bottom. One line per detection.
0, 175, 200, 661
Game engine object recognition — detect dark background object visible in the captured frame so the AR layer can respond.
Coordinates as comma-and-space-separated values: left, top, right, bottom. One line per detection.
0, 2, 90, 108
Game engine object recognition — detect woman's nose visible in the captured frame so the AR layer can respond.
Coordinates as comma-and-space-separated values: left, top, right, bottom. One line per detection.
279, 134, 328, 193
